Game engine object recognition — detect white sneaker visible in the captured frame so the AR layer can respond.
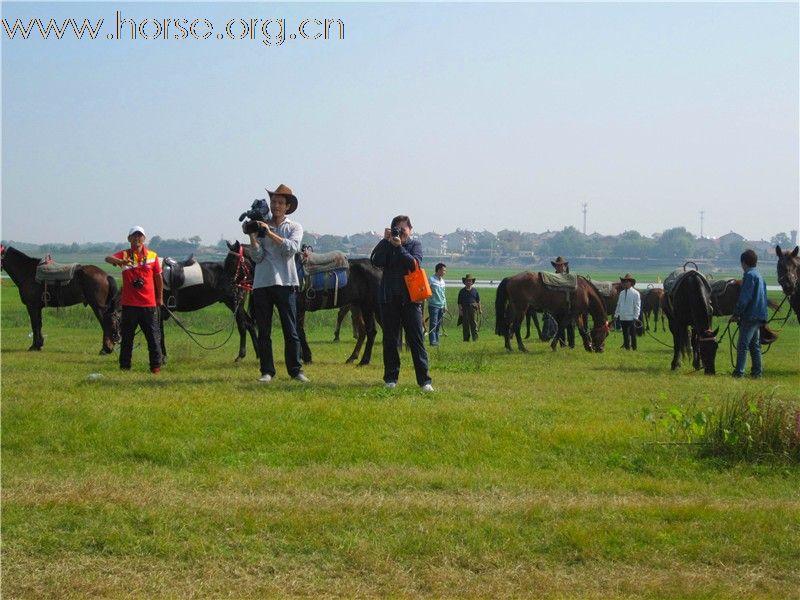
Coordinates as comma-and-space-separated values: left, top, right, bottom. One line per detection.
384, 381, 397, 389
293, 373, 310, 383
258, 374, 272, 383
420, 383, 434, 392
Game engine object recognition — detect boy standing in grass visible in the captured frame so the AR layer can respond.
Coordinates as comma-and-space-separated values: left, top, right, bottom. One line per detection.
731, 249, 768, 378
428, 263, 447, 346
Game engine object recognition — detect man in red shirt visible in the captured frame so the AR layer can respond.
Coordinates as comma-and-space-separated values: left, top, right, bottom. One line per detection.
105, 226, 163, 373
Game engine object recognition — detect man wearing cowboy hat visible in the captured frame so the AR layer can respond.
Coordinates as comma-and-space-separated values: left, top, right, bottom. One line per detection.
614, 273, 641, 351
551, 256, 575, 348
457, 274, 481, 342
243, 184, 308, 384
105, 226, 163, 373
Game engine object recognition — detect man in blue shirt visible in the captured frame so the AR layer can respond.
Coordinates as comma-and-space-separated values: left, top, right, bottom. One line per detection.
428, 263, 447, 346
731, 249, 768, 378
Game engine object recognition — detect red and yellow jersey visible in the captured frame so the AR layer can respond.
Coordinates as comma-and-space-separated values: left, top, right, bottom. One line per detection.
113, 247, 162, 307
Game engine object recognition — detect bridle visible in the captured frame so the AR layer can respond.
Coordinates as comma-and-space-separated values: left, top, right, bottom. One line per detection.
232, 245, 253, 292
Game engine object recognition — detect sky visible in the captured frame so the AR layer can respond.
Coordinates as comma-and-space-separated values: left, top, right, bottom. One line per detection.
2, 1, 798, 245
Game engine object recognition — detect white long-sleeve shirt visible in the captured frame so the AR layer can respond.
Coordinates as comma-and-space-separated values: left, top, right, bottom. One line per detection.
614, 287, 641, 321
246, 218, 303, 288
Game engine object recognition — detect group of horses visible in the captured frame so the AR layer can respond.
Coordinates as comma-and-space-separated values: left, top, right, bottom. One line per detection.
2, 243, 799, 377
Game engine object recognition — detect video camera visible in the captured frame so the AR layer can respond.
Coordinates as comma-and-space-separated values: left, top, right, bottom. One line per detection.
239, 199, 271, 235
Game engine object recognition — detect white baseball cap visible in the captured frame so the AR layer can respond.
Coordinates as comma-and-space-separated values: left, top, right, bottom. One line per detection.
128, 226, 146, 237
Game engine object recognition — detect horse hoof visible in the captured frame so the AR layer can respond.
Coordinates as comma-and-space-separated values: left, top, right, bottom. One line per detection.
99, 348, 112, 355
345, 358, 356, 364
357, 361, 369, 367
28, 345, 42, 352
234, 356, 243, 363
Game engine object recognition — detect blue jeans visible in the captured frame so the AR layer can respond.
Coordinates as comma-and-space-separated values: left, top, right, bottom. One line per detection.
428, 305, 445, 345
734, 320, 762, 377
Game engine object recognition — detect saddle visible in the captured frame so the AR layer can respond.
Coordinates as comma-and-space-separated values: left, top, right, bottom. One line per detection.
299, 251, 350, 306
161, 255, 203, 290
540, 272, 578, 291
663, 269, 711, 296
35, 259, 79, 285
709, 278, 736, 297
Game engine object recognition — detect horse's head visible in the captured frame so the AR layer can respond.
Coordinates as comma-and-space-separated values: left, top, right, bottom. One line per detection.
589, 320, 610, 352
224, 240, 253, 291
776, 245, 800, 297
697, 327, 719, 375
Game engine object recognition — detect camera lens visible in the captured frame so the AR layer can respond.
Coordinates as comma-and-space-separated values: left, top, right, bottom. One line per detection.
391, 227, 401, 237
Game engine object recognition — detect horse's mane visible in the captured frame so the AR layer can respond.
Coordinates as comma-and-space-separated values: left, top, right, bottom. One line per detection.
5, 246, 41, 266
579, 276, 608, 316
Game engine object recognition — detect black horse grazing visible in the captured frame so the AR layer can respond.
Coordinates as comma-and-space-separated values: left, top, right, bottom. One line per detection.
660, 270, 718, 374
226, 242, 384, 366
159, 253, 258, 362
776, 245, 800, 323
495, 273, 609, 353
0, 245, 119, 353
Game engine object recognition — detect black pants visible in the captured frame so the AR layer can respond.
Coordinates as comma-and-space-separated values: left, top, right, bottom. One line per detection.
252, 286, 303, 378
461, 303, 479, 341
120, 305, 162, 370
558, 322, 575, 348
381, 297, 431, 386
620, 320, 637, 350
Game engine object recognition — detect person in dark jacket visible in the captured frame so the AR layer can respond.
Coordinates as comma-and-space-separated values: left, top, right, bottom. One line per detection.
731, 249, 768, 378
551, 256, 575, 348
370, 215, 433, 392
457, 274, 481, 341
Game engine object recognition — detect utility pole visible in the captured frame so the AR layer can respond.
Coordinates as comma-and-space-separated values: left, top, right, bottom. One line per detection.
699, 210, 705, 238
582, 202, 588, 235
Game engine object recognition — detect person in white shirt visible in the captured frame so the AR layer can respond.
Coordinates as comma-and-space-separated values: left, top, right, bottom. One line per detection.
614, 273, 642, 351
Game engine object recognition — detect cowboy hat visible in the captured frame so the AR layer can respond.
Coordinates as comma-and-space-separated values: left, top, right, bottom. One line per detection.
462, 274, 476, 284
619, 273, 637, 285
551, 256, 569, 268
266, 184, 298, 214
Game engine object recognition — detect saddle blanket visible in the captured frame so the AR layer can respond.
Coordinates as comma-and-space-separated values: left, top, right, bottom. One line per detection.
308, 268, 349, 292
663, 269, 711, 296
540, 272, 578, 291
305, 250, 348, 275
35, 261, 79, 284
710, 278, 736, 297
160, 259, 204, 290
592, 281, 615, 298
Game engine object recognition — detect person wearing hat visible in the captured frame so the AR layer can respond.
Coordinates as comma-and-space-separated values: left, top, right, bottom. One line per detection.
243, 184, 308, 383
613, 273, 641, 351
457, 274, 481, 342
370, 215, 433, 391
105, 226, 163, 373
551, 257, 575, 348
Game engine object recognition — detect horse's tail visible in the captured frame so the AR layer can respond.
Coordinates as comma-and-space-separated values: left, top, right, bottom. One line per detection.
105, 275, 120, 316
495, 277, 509, 336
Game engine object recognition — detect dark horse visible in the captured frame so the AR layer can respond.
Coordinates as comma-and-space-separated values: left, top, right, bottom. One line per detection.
641, 288, 665, 332
711, 279, 780, 316
0, 245, 119, 353
495, 272, 609, 353
159, 253, 258, 362
660, 270, 718, 374
226, 242, 384, 366
776, 245, 800, 323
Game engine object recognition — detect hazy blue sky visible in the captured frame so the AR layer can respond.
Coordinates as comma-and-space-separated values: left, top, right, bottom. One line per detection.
2, 2, 798, 244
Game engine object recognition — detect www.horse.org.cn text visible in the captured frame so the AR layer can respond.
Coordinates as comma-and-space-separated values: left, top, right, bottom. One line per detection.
2, 11, 345, 47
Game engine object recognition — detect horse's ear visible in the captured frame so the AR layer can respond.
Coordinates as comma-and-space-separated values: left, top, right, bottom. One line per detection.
226, 240, 237, 251
792, 246, 799, 257
775, 245, 782, 256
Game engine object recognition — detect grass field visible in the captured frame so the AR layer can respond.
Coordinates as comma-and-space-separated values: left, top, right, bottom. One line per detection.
2, 278, 799, 599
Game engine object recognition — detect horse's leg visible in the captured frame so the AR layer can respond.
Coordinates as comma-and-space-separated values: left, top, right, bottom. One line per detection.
690, 328, 701, 370
334, 305, 349, 342
26, 304, 44, 350
297, 307, 312, 364
512, 305, 528, 352
531, 311, 543, 341
358, 309, 377, 366
524, 309, 531, 340
89, 302, 114, 355
346, 308, 366, 363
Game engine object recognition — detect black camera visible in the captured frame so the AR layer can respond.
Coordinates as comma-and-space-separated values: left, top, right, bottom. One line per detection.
391, 226, 401, 237
132, 277, 145, 289
239, 198, 272, 237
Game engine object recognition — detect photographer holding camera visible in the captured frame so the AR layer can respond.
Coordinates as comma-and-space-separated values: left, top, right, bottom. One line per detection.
105, 226, 163, 373
243, 184, 308, 384
370, 215, 433, 392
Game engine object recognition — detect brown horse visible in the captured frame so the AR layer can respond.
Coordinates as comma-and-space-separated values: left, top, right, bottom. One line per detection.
495, 273, 609, 353
0, 245, 120, 354
640, 288, 665, 332
660, 270, 718, 374
710, 279, 780, 316
776, 245, 800, 323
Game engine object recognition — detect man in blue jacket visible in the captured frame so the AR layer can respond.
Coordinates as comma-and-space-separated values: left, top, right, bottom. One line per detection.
731, 249, 768, 378
370, 215, 433, 391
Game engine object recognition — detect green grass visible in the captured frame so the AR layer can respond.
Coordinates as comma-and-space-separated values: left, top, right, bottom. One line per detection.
2, 279, 799, 598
